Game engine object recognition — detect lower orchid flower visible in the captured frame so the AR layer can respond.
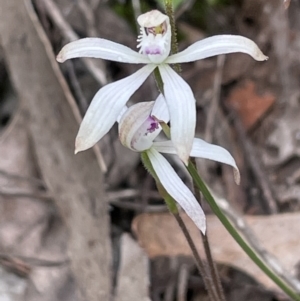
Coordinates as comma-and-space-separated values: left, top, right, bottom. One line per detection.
118, 95, 240, 234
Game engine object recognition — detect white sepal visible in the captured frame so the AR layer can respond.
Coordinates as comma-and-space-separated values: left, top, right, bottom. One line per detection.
153, 139, 240, 184
151, 94, 170, 123
158, 64, 196, 165
147, 148, 206, 234
166, 35, 268, 64
75, 65, 155, 153
57, 38, 150, 64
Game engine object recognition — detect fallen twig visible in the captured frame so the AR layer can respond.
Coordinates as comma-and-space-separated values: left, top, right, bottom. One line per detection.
177, 264, 190, 301
41, 0, 107, 86
227, 106, 279, 214
204, 55, 225, 143
0, 190, 52, 201
0, 168, 44, 187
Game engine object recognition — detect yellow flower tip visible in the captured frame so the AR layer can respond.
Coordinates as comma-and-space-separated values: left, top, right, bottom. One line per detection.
234, 169, 241, 185
260, 54, 269, 62
56, 51, 65, 63
74, 137, 85, 155
256, 49, 269, 62
180, 154, 189, 166
177, 147, 190, 166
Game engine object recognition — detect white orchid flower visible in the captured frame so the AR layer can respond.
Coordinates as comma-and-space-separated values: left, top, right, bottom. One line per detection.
57, 9, 268, 163
118, 96, 240, 234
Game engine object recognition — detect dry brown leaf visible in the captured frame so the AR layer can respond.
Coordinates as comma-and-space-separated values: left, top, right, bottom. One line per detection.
132, 212, 300, 290
226, 80, 275, 130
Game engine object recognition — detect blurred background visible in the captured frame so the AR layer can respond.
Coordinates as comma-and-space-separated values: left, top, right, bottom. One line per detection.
0, 0, 299, 300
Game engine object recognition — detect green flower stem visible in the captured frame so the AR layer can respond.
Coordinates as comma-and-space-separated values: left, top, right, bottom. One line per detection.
187, 160, 300, 301
190, 160, 226, 301
163, 0, 181, 73
164, 0, 178, 53
154, 67, 164, 94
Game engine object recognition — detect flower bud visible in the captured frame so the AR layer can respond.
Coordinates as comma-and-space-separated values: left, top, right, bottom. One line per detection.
119, 102, 162, 152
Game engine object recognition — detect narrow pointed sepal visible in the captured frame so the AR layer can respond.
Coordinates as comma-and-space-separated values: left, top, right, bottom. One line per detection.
153, 139, 240, 184
158, 65, 196, 165
57, 38, 150, 64
75, 65, 155, 153
166, 35, 268, 64
190, 138, 241, 185
147, 148, 206, 233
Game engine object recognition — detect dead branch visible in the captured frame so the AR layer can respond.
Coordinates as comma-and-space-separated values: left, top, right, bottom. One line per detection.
177, 264, 190, 301
0, 169, 44, 187
41, 0, 107, 86
204, 55, 225, 143
227, 107, 279, 214
77, 0, 98, 37
0, 0, 112, 300
0, 190, 52, 201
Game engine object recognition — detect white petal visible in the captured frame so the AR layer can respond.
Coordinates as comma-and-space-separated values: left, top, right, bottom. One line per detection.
147, 148, 206, 233
75, 65, 155, 153
191, 138, 240, 184
153, 139, 240, 184
151, 94, 170, 123
57, 38, 150, 64
166, 35, 268, 64
158, 65, 196, 164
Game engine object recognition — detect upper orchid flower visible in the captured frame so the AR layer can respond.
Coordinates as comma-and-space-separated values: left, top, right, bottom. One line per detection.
118, 96, 240, 233
56, 9, 268, 163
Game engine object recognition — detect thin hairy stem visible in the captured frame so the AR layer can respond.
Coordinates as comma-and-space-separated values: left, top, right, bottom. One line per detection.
172, 212, 218, 301
163, 0, 181, 73
142, 151, 217, 300
191, 157, 226, 301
